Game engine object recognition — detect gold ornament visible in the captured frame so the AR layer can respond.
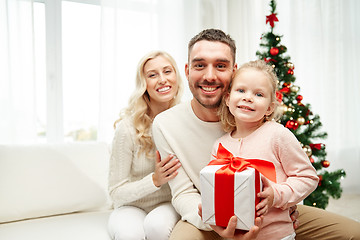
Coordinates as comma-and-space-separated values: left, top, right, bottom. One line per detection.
290, 85, 300, 93
297, 117, 305, 125
286, 62, 294, 69
303, 145, 312, 157
280, 104, 288, 113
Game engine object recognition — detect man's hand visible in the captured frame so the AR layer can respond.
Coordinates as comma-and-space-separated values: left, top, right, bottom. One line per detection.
198, 204, 262, 240
289, 205, 300, 229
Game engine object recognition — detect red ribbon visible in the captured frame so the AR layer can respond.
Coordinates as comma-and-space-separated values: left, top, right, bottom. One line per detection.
309, 143, 324, 150
208, 143, 276, 227
276, 90, 283, 103
266, 13, 279, 28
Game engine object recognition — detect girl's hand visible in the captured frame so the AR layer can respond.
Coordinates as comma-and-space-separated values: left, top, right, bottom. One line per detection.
256, 176, 274, 217
152, 151, 181, 187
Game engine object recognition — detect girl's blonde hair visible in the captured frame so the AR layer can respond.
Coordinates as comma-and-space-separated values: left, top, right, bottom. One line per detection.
219, 59, 282, 133
114, 51, 184, 157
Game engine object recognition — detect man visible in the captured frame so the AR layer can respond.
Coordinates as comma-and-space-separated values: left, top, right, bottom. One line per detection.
152, 29, 360, 240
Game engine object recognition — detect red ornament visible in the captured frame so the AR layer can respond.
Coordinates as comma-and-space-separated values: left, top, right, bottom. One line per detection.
280, 86, 291, 94
283, 82, 291, 87
321, 160, 330, 168
296, 95, 303, 103
318, 175, 323, 186
266, 13, 279, 28
270, 47, 279, 56
285, 120, 299, 130
276, 91, 283, 103
287, 69, 294, 75
310, 143, 324, 151
264, 57, 277, 63
309, 157, 315, 163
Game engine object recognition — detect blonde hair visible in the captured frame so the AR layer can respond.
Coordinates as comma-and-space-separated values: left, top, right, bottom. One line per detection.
219, 60, 282, 133
114, 51, 184, 157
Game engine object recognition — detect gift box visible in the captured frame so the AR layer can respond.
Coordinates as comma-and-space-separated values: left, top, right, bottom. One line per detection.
200, 143, 276, 230
200, 165, 261, 230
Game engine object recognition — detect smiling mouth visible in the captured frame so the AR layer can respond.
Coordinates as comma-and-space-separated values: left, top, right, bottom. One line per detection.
200, 86, 219, 92
238, 105, 255, 111
157, 86, 171, 92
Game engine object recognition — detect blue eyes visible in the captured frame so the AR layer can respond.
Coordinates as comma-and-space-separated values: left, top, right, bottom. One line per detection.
236, 89, 264, 97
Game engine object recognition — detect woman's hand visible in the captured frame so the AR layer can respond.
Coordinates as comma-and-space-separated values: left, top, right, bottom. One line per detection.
256, 176, 274, 217
198, 204, 262, 240
152, 151, 181, 187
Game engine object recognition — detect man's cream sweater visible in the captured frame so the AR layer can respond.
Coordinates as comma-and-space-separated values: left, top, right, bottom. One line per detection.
153, 101, 224, 230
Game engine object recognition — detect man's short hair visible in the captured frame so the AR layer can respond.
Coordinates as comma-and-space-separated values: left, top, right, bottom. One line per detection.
188, 29, 236, 63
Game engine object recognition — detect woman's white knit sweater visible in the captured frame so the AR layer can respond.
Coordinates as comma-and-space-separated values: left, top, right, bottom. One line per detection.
108, 117, 172, 213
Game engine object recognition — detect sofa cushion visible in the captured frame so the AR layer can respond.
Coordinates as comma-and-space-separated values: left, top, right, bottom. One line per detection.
0, 143, 111, 223
0, 210, 111, 240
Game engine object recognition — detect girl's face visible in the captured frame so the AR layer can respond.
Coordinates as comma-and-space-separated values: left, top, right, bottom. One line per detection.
144, 55, 179, 105
226, 68, 275, 125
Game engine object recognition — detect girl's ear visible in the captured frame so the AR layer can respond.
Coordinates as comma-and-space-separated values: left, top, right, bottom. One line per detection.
266, 101, 276, 116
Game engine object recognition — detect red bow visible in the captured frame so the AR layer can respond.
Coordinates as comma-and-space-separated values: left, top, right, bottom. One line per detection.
209, 143, 277, 182
266, 13, 279, 28
208, 143, 276, 227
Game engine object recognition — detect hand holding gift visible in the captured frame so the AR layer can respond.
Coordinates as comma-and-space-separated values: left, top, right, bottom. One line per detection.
200, 143, 276, 230
256, 176, 275, 217
198, 203, 263, 240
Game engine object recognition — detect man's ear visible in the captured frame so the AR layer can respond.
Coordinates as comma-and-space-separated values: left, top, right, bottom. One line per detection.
233, 63, 238, 72
185, 63, 189, 81
225, 92, 230, 107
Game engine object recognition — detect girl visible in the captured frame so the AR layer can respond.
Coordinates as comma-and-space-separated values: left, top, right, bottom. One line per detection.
212, 60, 318, 240
108, 51, 183, 240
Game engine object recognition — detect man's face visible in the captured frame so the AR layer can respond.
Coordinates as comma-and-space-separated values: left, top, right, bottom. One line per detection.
186, 40, 236, 109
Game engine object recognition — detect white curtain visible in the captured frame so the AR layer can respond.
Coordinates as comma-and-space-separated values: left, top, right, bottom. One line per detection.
0, 0, 37, 144
99, 0, 188, 142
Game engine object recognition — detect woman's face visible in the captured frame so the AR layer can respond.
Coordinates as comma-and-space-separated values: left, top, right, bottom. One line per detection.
144, 55, 179, 105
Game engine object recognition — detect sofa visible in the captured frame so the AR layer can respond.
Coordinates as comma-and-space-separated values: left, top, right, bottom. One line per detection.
0, 143, 113, 240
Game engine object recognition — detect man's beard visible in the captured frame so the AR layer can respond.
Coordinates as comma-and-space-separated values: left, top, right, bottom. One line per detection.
193, 94, 222, 109
189, 80, 225, 109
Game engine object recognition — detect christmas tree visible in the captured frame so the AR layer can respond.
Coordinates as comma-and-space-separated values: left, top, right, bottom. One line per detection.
256, 0, 346, 209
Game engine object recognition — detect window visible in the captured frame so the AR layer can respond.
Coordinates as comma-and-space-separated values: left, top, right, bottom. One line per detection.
33, 0, 101, 142
34, 2, 46, 141
4, 0, 184, 144
32, 0, 158, 143
62, 1, 100, 141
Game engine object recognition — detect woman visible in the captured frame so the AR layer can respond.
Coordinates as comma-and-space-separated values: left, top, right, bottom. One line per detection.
108, 51, 184, 240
